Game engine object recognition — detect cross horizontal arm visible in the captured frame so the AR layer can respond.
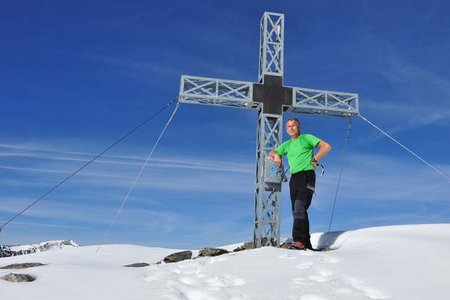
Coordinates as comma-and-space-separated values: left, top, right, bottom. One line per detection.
179, 75, 259, 110
286, 87, 359, 117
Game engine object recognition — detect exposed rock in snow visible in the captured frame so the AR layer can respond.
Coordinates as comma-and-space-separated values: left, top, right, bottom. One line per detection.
198, 247, 229, 257
232, 241, 253, 252
124, 262, 150, 268
162, 250, 192, 263
2, 273, 36, 282
1, 262, 46, 269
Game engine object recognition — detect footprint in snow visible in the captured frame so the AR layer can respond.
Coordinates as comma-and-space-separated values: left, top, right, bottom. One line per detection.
296, 261, 313, 269
308, 269, 333, 283
319, 255, 339, 264
343, 276, 390, 299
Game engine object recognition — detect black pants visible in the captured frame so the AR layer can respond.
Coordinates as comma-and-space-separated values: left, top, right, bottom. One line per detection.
289, 170, 315, 248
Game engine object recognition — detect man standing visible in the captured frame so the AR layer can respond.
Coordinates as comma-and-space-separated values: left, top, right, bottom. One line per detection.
269, 118, 332, 250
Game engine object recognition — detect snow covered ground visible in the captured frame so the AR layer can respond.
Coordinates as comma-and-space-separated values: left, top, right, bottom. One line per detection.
1, 224, 449, 300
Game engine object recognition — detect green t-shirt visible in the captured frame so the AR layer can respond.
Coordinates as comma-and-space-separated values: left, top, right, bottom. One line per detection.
275, 134, 321, 174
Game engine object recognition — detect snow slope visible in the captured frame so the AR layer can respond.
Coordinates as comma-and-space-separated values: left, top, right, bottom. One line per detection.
1, 224, 449, 300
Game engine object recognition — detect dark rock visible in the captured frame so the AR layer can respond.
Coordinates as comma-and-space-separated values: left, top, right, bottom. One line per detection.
124, 262, 150, 268
1, 262, 46, 269
0, 245, 13, 258
198, 247, 229, 257
233, 242, 253, 252
260, 237, 278, 247
163, 250, 192, 263
2, 273, 36, 282
279, 242, 290, 249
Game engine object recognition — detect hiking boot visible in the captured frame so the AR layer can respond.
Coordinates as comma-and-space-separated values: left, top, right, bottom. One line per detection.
304, 241, 313, 250
288, 241, 306, 250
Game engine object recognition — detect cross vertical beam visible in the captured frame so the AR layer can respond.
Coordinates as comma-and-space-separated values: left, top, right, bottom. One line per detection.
259, 12, 284, 82
253, 13, 289, 247
178, 12, 359, 248
254, 113, 283, 247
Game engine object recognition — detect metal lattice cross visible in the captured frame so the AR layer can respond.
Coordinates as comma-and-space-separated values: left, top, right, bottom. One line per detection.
179, 12, 358, 248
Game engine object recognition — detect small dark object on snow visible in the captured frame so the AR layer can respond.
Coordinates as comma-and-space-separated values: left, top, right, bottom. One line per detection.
279, 242, 290, 249
1, 262, 46, 270
2, 273, 36, 282
124, 262, 150, 268
198, 247, 229, 257
163, 250, 192, 263
233, 242, 253, 252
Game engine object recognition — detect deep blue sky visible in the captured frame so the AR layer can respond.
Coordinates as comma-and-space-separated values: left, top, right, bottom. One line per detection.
1, 0, 449, 248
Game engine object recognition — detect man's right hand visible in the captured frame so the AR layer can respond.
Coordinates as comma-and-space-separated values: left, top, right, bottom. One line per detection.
268, 150, 282, 167
273, 156, 282, 167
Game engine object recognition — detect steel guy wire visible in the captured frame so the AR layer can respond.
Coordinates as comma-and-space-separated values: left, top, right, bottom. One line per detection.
358, 114, 450, 183
328, 117, 353, 232
96, 101, 180, 252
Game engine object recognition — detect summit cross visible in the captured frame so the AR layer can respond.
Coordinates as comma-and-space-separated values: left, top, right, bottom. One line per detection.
178, 12, 359, 248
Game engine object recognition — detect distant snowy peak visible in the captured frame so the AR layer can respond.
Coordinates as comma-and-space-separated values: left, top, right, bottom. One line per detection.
12, 240, 79, 252
1, 240, 78, 258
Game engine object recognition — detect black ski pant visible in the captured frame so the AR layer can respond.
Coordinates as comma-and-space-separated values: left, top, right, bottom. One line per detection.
289, 170, 315, 248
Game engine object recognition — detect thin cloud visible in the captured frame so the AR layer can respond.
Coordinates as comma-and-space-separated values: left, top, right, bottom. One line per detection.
318, 152, 450, 205
0, 142, 254, 173
361, 33, 450, 132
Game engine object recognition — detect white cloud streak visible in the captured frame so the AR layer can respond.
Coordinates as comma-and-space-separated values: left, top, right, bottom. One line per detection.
360, 33, 450, 132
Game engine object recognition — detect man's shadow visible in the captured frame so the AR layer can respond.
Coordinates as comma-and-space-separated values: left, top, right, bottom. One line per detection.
315, 231, 346, 250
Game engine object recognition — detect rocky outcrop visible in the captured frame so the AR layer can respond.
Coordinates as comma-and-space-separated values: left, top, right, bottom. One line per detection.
233, 242, 253, 252
198, 247, 229, 257
1, 262, 46, 269
2, 273, 36, 282
1, 245, 21, 258
124, 262, 150, 268
163, 250, 193, 263
161, 242, 255, 264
